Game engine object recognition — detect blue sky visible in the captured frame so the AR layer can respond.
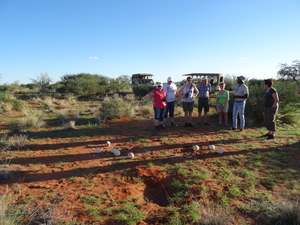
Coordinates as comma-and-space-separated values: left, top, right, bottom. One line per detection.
0, 0, 299, 84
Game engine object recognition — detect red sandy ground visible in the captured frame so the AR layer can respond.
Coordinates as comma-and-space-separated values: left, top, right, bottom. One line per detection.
0, 112, 288, 224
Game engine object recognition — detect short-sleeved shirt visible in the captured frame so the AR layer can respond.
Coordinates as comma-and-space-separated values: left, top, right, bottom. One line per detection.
163, 82, 177, 102
216, 90, 229, 104
182, 84, 196, 103
151, 88, 167, 109
263, 87, 277, 107
232, 83, 249, 101
197, 83, 211, 98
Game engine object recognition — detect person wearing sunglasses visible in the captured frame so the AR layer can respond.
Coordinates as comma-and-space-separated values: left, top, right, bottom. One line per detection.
148, 82, 167, 131
178, 77, 199, 127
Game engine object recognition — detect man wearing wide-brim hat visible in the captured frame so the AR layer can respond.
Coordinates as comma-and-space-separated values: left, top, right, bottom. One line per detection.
229, 76, 249, 131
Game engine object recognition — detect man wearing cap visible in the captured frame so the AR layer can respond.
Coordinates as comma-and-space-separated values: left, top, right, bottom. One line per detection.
162, 77, 178, 127
197, 76, 211, 125
229, 76, 249, 131
148, 82, 167, 131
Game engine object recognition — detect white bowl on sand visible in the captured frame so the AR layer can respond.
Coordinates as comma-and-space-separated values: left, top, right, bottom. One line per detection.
193, 145, 200, 151
127, 152, 134, 159
209, 145, 215, 150
217, 148, 224, 154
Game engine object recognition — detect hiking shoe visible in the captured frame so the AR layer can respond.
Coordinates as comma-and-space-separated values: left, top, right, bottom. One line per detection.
259, 133, 270, 138
171, 122, 178, 127
160, 124, 166, 129
155, 126, 161, 131
231, 127, 236, 130
188, 123, 194, 127
217, 122, 222, 126
267, 135, 275, 139
184, 123, 189, 127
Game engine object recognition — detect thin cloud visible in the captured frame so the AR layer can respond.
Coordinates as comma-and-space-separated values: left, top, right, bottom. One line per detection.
88, 57, 98, 59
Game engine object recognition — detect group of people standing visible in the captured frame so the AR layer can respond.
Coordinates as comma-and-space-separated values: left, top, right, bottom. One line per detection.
148, 76, 280, 139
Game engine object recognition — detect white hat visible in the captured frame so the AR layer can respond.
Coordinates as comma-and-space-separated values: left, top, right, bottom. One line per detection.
201, 76, 208, 81
237, 75, 245, 81
167, 77, 172, 82
157, 82, 162, 86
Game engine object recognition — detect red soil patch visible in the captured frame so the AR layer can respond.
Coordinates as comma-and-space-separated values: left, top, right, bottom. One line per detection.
0, 113, 297, 224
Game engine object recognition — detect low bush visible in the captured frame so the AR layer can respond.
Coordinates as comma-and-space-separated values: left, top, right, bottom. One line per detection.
258, 198, 300, 225
17, 109, 45, 130
0, 91, 23, 111
0, 194, 26, 225
99, 95, 134, 120
227, 79, 300, 125
7, 134, 27, 150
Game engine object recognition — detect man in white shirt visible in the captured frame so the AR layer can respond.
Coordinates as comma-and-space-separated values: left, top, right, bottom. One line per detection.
229, 76, 249, 131
163, 77, 178, 127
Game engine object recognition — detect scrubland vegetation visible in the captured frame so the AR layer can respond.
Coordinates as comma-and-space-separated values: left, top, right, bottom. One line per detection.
0, 73, 299, 224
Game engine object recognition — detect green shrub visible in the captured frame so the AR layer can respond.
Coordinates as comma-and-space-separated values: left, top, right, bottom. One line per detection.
0, 91, 23, 110
227, 79, 300, 125
57, 73, 109, 97
99, 95, 134, 120
133, 84, 155, 99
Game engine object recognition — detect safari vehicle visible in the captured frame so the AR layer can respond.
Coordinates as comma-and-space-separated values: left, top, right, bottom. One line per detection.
131, 73, 154, 87
182, 73, 223, 93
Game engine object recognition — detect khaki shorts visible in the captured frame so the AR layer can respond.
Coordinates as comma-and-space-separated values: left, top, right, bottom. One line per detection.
182, 102, 194, 112
216, 103, 229, 112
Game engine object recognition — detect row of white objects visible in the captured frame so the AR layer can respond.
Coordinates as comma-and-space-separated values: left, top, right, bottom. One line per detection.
193, 144, 224, 154
94, 147, 134, 158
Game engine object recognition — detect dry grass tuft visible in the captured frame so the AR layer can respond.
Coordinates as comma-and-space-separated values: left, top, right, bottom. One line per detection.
65, 94, 77, 105
136, 104, 152, 116
263, 198, 300, 225
64, 120, 76, 129
18, 109, 45, 129
2, 102, 13, 112
43, 96, 55, 109
195, 202, 233, 225
57, 109, 70, 123
31, 97, 43, 105
7, 134, 28, 150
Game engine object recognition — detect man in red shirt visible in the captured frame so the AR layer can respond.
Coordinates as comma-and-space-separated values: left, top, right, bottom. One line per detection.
148, 82, 167, 131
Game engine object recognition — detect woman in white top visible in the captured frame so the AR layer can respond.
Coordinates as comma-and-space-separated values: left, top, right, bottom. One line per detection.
178, 77, 199, 127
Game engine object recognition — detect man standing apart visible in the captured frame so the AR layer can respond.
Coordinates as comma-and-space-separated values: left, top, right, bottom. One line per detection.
148, 82, 167, 131
229, 76, 249, 131
197, 76, 211, 125
163, 77, 178, 127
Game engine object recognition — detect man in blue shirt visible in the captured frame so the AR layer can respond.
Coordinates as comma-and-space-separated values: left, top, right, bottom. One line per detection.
197, 76, 211, 125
